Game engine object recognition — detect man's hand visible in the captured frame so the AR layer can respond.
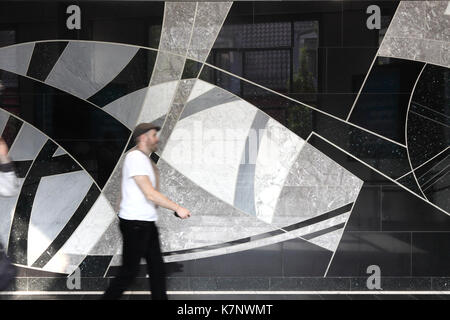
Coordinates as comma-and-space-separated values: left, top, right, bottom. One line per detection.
0, 138, 10, 164
175, 205, 191, 219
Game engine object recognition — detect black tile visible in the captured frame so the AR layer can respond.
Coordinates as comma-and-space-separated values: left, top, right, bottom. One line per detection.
190, 277, 218, 291
270, 277, 350, 291
342, 1, 398, 48
77, 255, 113, 278
397, 173, 424, 197
349, 57, 425, 145
190, 243, 283, 277
345, 185, 382, 232
31, 187, 101, 269
351, 277, 431, 291
0, 70, 131, 188
431, 278, 450, 291
0, 2, 164, 48
326, 232, 412, 277
307, 134, 392, 185
88, 49, 157, 107
215, 278, 270, 291
412, 64, 450, 116
412, 233, 450, 277
282, 238, 333, 277
0, 115, 22, 149
381, 185, 450, 232
26, 42, 68, 81
181, 59, 203, 80
325, 47, 378, 95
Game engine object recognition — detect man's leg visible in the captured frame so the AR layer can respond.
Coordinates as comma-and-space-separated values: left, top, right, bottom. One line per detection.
102, 219, 146, 300
145, 222, 167, 300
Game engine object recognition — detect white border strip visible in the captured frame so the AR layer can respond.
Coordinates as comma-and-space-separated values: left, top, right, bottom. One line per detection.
0, 290, 449, 295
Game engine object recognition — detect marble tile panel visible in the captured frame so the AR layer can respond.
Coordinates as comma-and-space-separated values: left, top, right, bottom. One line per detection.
150, 51, 185, 86
159, 2, 197, 55
42, 194, 116, 274
425, 1, 450, 42
8, 123, 47, 162
162, 96, 257, 205
27, 171, 93, 266
46, 42, 139, 99
103, 87, 148, 129
254, 118, 305, 224
187, 2, 233, 62
384, 1, 426, 39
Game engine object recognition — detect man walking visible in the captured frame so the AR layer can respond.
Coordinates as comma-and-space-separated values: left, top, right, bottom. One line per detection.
102, 123, 191, 300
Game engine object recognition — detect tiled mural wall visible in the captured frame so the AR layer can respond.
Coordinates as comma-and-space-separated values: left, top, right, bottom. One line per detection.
0, 1, 449, 292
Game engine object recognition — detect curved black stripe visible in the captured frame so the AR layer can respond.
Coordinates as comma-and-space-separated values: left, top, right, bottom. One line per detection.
26, 42, 68, 81
7, 140, 83, 265
31, 183, 100, 269
1, 115, 22, 148
88, 49, 157, 107
0, 69, 131, 188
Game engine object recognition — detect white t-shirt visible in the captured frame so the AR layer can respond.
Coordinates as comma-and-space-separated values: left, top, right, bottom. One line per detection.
118, 150, 158, 222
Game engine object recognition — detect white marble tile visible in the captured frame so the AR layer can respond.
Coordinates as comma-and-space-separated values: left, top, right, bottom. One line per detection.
27, 171, 93, 266
137, 80, 179, 124
88, 216, 121, 255
150, 51, 185, 86
103, 87, 148, 129
45, 41, 139, 99
8, 123, 47, 161
42, 194, 116, 274
186, 79, 216, 103
0, 42, 35, 76
162, 98, 257, 205
254, 118, 305, 224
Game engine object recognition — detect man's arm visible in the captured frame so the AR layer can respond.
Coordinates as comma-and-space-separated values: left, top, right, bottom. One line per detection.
133, 175, 191, 219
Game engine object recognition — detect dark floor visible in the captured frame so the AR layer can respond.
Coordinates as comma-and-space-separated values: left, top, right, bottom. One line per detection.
1, 294, 450, 300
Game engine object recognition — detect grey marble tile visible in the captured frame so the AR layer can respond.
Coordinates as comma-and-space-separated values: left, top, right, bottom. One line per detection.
8, 123, 47, 161
441, 41, 450, 67
385, 1, 426, 39
0, 42, 35, 76
379, 37, 445, 67
28, 171, 93, 266
270, 277, 350, 291
425, 1, 450, 42
103, 153, 125, 213
157, 79, 197, 152
45, 42, 139, 99
159, 2, 196, 55
215, 277, 270, 290
103, 87, 148, 129
187, 2, 233, 62
150, 52, 185, 86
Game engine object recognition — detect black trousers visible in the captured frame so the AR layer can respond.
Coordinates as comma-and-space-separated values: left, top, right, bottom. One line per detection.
102, 218, 167, 300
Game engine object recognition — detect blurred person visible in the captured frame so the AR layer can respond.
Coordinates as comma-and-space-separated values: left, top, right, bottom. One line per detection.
0, 137, 19, 291
102, 123, 191, 300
